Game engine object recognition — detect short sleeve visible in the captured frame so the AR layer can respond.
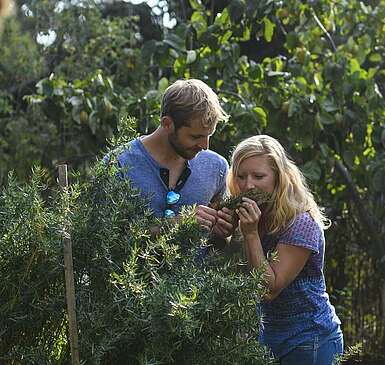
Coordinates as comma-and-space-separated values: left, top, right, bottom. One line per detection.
212, 158, 229, 203
278, 212, 321, 254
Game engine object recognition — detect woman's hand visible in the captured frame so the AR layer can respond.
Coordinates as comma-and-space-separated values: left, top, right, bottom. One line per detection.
237, 197, 261, 238
212, 207, 235, 238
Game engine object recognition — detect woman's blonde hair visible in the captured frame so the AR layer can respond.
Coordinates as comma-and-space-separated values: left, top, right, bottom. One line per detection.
227, 135, 328, 233
0, 0, 12, 16
161, 79, 229, 129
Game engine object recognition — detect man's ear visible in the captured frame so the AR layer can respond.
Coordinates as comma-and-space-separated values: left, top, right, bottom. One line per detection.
161, 116, 174, 130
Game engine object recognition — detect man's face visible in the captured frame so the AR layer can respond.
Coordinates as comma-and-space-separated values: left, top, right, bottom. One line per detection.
168, 118, 217, 160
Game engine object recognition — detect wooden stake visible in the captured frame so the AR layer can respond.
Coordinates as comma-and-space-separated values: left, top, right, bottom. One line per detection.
58, 164, 80, 365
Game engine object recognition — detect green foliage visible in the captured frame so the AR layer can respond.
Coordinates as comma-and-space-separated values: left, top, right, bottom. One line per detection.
1, 0, 385, 358
216, 188, 272, 210
0, 3, 148, 184
0, 17, 44, 88
0, 152, 274, 364
149, 2, 385, 355
334, 342, 362, 364
0, 168, 66, 363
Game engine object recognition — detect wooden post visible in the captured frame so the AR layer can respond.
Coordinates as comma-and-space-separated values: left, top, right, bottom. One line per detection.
58, 164, 80, 365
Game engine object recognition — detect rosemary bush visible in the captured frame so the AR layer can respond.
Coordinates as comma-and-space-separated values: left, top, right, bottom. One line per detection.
0, 153, 274, 364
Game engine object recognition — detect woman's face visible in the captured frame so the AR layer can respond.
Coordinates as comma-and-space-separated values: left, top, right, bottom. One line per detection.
235, 154, 276, 194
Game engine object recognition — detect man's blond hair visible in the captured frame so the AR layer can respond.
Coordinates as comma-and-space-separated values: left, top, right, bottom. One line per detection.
161, 79, 229, 129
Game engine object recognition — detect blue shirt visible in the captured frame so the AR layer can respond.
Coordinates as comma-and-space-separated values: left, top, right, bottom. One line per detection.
106, 138, 228, 217
259, 212, 341, 358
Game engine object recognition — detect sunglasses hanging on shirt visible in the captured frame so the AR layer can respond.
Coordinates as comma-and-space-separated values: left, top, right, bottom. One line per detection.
160, 166, 191, 218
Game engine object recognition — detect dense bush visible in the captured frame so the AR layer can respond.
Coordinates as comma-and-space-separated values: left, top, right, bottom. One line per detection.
0, 133, 274, 364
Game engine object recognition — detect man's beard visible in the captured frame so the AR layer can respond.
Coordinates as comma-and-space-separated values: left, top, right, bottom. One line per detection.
168, 133, 200, 160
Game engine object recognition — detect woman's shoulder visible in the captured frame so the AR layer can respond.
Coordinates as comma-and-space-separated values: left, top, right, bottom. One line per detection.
280, 211, 322, 243
293, 211, 320, 228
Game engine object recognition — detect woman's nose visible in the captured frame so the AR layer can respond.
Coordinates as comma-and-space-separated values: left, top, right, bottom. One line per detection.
245, 177, 255, 190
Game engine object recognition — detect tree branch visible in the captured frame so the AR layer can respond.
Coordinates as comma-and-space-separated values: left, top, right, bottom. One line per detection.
335, 159, 380, 240
311, 10, 337, 52
216, 89, 248, 105
216, 88, 261, 134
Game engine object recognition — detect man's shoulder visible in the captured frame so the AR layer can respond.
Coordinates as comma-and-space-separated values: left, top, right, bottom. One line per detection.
105, 138, 142, 164
193, 150, 229, 169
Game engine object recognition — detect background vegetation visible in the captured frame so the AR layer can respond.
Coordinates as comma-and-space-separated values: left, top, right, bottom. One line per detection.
1, 0, 384, 362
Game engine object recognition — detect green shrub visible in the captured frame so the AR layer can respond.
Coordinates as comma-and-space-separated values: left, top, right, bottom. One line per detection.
0, 156, 274, 364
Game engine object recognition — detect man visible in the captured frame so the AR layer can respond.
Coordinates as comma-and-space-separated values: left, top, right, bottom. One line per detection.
109, 79, 233, 240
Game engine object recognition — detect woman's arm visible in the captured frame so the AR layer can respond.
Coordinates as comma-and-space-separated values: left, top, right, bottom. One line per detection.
244, 233, 311, 301
238, 197, 311, 301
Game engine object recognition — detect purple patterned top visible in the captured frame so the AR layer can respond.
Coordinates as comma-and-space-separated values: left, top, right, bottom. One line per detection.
258, 212, 341, 358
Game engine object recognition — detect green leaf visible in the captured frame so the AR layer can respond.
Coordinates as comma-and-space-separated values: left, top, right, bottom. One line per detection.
169, 48, 180, 59
36, 79, 53, 97
173, 58, 186, 76
301, 161, 321, 181
367, 67, 378, 79
228, 0, 245, 23
285, 32, 300, 50
88, 111, 98, 134
350, 58, 361, 74
263, 17, 275, 43
164, 33, 186, 52
322, 99, 338, 113
144, 90, 158, 100
249, 62, 263, 81
343, 150, 356, 169
372, 169, 384, 192
319, 143, 330, 158
320, 112, 335, 125
253, 107, 267, 127
189, 0, 203, 10
288, 99, 297, 118
141, 40, 156, 62
191, 11, 207, 39
267, 92, 280, 109
240, 25, 250, 41
369, 53, 382, 63
71, 106, 81, 123
68, 96, 83, 107
86, 97, 93, 110
158, 78, 169, 94
24, 95, 44, 104
215, 8, 229, 26
186, 50, 197, 64
105, 77, 114, 91
381, 129, 385, 146
221, 30, 233, 43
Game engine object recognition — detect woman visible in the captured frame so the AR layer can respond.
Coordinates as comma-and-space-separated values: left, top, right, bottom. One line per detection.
227, 135, 343, 364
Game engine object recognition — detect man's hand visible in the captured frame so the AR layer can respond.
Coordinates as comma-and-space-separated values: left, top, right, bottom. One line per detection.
195, 205, 235, 239
195, 205, 218, 231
